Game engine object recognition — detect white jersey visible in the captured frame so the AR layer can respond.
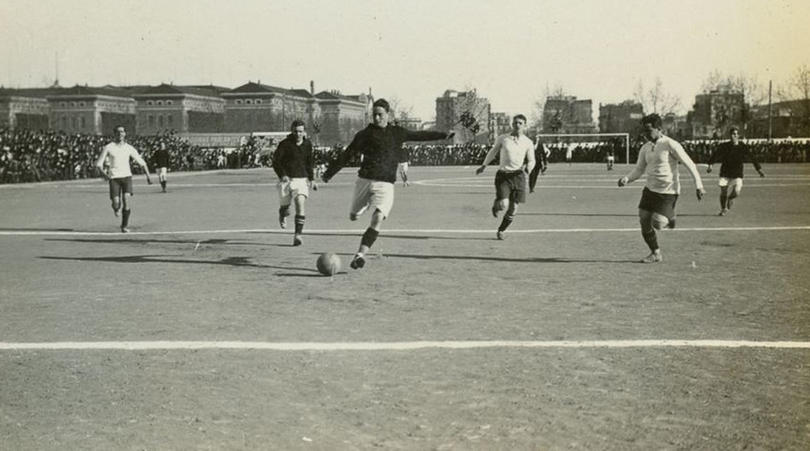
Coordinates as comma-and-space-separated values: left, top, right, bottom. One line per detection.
482, 133, 535, 173
625, 135, 703, 194
98, 142, 146, 178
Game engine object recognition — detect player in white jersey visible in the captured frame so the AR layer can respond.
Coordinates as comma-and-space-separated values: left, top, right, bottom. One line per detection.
618, 114, 705, 263
476, 114, 536, 240
95, 126, 152, 232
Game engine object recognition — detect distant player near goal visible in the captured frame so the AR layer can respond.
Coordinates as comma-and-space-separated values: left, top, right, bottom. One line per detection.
95, 125, 152, 233
706, 127, 764, 216
618, 114, 705, 263
606, 148, 615, 171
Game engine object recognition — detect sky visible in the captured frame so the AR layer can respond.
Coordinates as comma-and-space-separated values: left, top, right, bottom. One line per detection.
1, 0, 809, 121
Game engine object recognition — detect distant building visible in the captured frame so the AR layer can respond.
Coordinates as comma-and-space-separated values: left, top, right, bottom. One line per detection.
0, 81, 374, 145
749, 99, 810, 138
436, 89, 491, 144
489, 112, 512, 139
395, 117, 422, 131
48, 85, 137, 135
662, 113, 690, 140
688, 89, 745, 139
0, 87, 52, 130
314, 90, 371, 146
133, 84, 225, 134
542, 95, 596, 134
598, 100, 643, 134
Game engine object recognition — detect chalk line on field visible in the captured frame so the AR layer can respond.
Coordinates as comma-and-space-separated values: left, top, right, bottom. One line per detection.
0, 340, 808, 351
0, 225, 809, 237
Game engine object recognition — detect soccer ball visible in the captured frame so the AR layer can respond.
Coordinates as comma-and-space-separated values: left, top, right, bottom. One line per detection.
316, 253, 342, 276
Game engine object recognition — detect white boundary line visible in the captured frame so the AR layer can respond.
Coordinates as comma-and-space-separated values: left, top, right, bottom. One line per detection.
0, 340, 808, 351
1, 225, 809, 237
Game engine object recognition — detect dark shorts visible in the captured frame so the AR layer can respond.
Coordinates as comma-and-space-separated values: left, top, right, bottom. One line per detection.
495, 170, 527, 203
638, 187, 678, 220
109, 177, 133, 199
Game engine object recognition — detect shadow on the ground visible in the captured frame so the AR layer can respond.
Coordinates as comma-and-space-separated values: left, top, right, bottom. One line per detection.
44, 237, 290, 247
518, 212, 715, 217
312, 252, 636, 264
0, 227, 75, 231
39, 254, 320, 273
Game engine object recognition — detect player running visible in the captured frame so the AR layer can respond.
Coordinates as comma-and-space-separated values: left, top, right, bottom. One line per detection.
476, 114, 535, 240
322, 98, 452, 270
706, 127, 764, 216
154, 141, 170, 193
528, 137, 549, 193
272, 119, 316, 246
618, 114, 705, 263
95, 125, 152, 233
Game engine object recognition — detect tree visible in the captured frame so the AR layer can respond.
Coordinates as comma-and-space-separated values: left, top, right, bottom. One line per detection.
452, 87, 490, 143
633, 77, 681, 116
387, 96, 415, 121
530, 84, 567, 132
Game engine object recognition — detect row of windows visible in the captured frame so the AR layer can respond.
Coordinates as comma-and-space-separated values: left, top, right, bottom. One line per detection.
58, 101, 86, 107
57, 115, 87, 129
145, 114, 174, 128
145, 100, 174, 106
234, 99, 265, 105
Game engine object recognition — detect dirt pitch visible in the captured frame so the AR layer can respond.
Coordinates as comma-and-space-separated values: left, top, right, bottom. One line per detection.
1, 164, 809, 450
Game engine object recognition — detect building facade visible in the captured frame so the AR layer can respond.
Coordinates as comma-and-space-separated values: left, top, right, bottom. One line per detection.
134, 84, 225, 135
688, 89, 745, 139
598, 100, 643, 134
542, 95, 597, 134
489, 112, 512, 139
435, 89, 491, 144
0, 81, 374, 146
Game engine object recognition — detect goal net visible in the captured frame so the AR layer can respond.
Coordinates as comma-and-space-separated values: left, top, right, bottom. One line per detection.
535, 133, 630, 165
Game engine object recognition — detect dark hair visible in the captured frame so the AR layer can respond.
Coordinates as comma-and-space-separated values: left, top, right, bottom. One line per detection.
114, 125, 126, 132
373, 98, 390, 112
729, 126, 739, 134
290, 119, 305, 130
513, 114, 527, 123
640, 113, 662, 129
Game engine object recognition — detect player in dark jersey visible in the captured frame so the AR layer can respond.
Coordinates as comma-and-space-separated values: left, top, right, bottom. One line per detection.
707, 127, 764, 216
322, 98, 452, 269
528, 137, 549, 193
272, 119, 316, 246
154, 141, 170, 193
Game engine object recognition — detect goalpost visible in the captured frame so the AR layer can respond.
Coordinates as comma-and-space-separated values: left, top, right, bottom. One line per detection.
536, 133, 631, 165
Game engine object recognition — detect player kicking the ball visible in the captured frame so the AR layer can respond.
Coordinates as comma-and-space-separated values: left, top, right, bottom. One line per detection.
707, 127, 764, 216
618, 114, 705, 263
476, 114, 535, 240
272, 119, 316, 246
322, 98, 452, 269
95, 125, 152, 233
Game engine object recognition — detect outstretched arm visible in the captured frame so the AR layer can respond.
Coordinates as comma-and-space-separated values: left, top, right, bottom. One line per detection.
322, 135, 362, 182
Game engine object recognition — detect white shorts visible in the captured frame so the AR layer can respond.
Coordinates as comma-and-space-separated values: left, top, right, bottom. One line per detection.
718, 177, 743, 192
278, 178, 310, 206
398, 162, 409, 172
351, 177, 394, 219
607, 156, 615, 162
158, 167, 167, 177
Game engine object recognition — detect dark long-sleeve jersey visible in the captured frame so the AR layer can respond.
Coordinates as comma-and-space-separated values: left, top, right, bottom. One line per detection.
708, 141, 762, 179
323, 124, 447, 183
154, 148, 170, 168
272, 135, 315, 180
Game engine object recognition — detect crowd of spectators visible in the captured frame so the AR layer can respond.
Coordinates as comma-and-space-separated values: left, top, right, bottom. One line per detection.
1, 128, 808, 184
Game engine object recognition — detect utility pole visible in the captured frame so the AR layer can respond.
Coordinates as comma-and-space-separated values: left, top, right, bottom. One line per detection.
768, 80, 773, 141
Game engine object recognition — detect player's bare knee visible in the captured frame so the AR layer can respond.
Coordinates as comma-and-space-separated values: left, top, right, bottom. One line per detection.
498, 199, 509, 211
651, 213, 669, 230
